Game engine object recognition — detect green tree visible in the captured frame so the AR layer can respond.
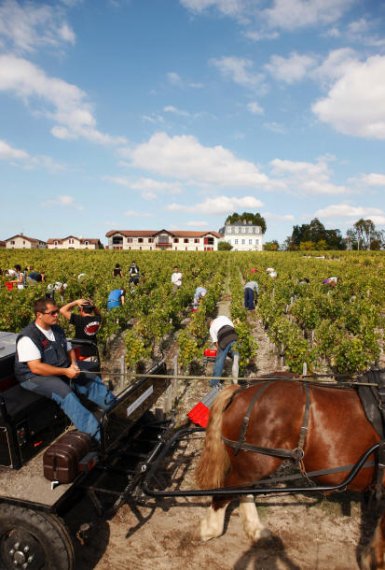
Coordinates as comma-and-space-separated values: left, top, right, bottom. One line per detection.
225, 212, 267, 234
263, 240, 280, 251
346, 219, 380, 250
287, 218, 345, 250
218, 241, 232, 251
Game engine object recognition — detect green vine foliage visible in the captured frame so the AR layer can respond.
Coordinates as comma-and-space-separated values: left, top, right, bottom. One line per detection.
1, 249, 385, 376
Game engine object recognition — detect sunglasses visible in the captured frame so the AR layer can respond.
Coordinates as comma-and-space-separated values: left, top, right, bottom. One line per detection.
42, 310, 59, 316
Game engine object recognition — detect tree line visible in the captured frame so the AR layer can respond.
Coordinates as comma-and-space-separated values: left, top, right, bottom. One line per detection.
219, 212, 384, 251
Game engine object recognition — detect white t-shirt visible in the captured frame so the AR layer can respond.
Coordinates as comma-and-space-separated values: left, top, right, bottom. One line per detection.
209, 316, 234, 343
171, 272, 182, 287
17, 324, 71, 362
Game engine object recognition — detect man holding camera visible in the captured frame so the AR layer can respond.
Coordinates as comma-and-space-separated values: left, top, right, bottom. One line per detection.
60, 298, 102, 361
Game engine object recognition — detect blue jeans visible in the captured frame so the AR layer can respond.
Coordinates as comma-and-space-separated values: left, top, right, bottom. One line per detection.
210, 341, 238, 387
20, 364, 116, 442
244, 287, 255, 310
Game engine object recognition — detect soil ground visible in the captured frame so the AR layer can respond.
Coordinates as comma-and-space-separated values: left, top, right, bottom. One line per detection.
67, 310, 382, 570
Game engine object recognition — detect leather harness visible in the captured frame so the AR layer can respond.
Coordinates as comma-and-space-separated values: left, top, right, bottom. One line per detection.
221, 379, 385, 495
222, 382, 311, 465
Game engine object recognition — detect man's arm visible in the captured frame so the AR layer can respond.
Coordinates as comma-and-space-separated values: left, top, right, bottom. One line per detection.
27, 359, 80, 379
60, 298, 88, 320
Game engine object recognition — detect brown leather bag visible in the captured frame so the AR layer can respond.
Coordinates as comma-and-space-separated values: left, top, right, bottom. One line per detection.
43, 430, 92, 483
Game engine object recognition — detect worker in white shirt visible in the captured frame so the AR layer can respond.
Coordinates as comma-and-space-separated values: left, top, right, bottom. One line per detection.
209, 315, 239, 387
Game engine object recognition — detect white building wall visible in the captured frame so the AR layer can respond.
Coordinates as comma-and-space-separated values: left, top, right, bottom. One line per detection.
6, 237, 46, 249
222, 224, 263, 251
108, 234, 218, 251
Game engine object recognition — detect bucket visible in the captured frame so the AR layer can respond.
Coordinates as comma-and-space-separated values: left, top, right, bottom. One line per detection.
204, 348, 217, 358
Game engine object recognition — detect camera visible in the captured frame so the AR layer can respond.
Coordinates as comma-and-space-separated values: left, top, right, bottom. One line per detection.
81, 304, 94, 314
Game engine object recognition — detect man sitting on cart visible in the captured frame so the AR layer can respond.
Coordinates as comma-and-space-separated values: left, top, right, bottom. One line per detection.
14, 298, 116, 443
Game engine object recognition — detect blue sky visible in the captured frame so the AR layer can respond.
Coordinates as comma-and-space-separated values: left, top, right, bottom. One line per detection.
0, 0, 385, 246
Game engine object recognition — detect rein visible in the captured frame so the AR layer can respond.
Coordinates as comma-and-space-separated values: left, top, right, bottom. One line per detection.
222, 382, 311, 464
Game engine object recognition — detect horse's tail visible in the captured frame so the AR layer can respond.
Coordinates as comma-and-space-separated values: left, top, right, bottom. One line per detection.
195, 385, 240, 489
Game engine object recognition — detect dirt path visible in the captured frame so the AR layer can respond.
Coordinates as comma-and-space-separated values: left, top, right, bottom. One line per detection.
71, 301, 371, 570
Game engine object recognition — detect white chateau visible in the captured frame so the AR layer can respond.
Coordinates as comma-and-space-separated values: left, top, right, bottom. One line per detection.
220, 220, 263, 251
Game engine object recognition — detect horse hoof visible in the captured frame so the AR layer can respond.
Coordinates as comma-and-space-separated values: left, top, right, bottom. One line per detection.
200, 519, 222, 542
248, 526, 271, 542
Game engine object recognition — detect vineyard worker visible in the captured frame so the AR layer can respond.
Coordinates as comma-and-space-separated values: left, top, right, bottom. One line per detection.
244, 280, 259, 310
113, 263, 123, 278
10, 264, 26, 289
107, 288, 125, 310
209, 315, 239, 387
193, 286, 207, 309
27, 268, 45, 284
171, 267, 182, 291
46, 281, 67, 302
128, 261, 140, 285
60, 299, 102, 361
14, 298, 116, 443
323, 276, 338, 287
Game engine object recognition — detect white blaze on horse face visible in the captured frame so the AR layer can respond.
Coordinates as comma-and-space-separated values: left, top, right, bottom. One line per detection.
200, 505, 226, 541
239, 495, 270, 542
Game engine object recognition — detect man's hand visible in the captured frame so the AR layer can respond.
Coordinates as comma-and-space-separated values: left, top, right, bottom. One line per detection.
64, 364, 81, 379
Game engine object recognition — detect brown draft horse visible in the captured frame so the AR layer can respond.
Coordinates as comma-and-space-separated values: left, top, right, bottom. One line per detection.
195, 374, 385, 569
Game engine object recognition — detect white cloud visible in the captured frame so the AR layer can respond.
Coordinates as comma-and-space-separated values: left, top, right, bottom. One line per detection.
180, 0, 354, 36
179, 0, 247, 18
247, 101, 264, 115
270, 158, 349, 195
263, 122, 286, 134
163, 105, 190, 117
166, 71, 203, 89
358, 173, 385, 187
263, 0, 354, 31
126, 132, 273, 188
210, 56, 265, 90
104, 175, 182, 198
42, 194, 83, 210
0, 139, 29, 161
186, 220, 209, 227
265, 52, 316, 83
124, 210, 152, 217
312, 48, 357, 85
265, 212, 295, 221
347, 18, 370, 36
167, 195, 263, 214
315, 203, 385, 225
0, 0, 76, 54
0, 55, 126, 145
0, 138, 63, 171
312, 55, 385, 139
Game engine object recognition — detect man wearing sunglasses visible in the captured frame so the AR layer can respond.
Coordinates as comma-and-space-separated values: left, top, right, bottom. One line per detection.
14, 298, 115, 443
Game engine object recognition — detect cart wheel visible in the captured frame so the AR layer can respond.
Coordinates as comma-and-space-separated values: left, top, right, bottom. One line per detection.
0, 505, 75, 570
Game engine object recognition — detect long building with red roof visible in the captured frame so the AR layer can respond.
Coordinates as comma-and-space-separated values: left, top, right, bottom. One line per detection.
105, 229, 222, 251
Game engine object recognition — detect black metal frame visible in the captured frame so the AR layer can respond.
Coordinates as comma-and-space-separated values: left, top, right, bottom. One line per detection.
140, 424, 383, 498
